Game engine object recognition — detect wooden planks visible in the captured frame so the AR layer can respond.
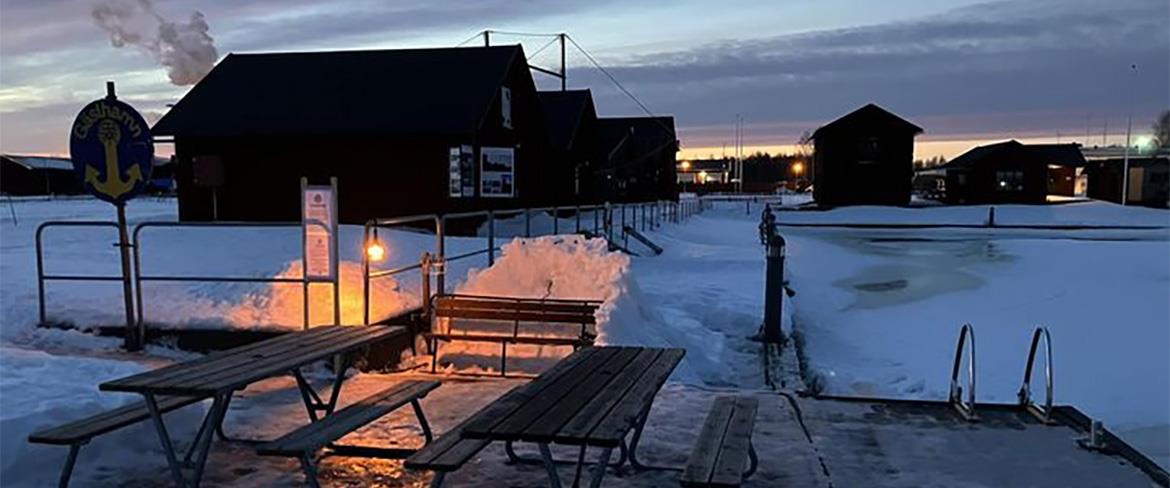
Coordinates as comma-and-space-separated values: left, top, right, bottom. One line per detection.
435, 296, 600, 315
427, 333, 586, 346
101, 326, 404, 396
552, 348, 663, 444
257, 380, 439, 455
522, 347, 644, 442
680, 396, 759, 488
28, 396, 205, 445
681, 397, 736, 486
404, 416, 491, 472
585, 348, 685, 446
435, 308, 596, 325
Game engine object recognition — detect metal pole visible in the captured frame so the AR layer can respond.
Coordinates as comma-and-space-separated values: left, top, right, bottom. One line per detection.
488, 210, 496, 266
525, 209, 531, 237
484, 30, 490, 47
1122, 113, 1132, 205
436, 216, 446, 294
301, 178, 310, 330
115, 204, 139, 350
560, 33, 567, 91
553, 206, 559, 234
362, 223, 370, 325
575, 205, 581, 233
421, 253, 431, 317
35, 226, 46, 324
330, 177, 340, 327
132, 225, 146, 336
763, 233, 786, 343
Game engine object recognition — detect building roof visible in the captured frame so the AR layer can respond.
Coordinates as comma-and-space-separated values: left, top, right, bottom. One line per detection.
597, 116, 678, 164
812, 103, 924, 139
538, 90, 596, 151
1, 155, 74, 171
943, 140, 1087, 169
153, 45, 525, 137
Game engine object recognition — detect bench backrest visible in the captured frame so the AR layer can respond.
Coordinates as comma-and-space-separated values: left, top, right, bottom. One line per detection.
433, 294, 601, 325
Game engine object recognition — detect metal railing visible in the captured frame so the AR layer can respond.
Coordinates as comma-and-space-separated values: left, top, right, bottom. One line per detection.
360, 200, 704, 325
948, 323, 978, 421
132, 220, 336, 332
1018, 326, 1054, 423
35, 221, 125, 324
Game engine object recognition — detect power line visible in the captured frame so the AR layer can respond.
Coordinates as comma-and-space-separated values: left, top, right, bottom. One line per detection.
487, 29, 561, 38
454, 32, 483, 47
566, 35, 657, 119
526, 37, 559, 60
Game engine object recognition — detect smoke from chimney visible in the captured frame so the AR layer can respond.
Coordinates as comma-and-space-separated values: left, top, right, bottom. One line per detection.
92, 0, 218, 86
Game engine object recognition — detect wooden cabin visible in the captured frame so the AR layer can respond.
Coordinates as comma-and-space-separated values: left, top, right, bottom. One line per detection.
812, 104, 923, 206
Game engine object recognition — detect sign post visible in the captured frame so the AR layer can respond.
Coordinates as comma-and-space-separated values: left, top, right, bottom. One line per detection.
69, 81, 155, 351
301, 177, 340, 329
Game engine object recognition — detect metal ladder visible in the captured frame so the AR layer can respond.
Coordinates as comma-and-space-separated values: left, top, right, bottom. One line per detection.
948, 323, 978, 421
1017, 326, 1055, 424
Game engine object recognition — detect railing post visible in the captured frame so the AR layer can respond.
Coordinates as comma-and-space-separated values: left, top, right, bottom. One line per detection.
487, 210, 495, 266
575, 205, 581, 234
132, 225, 146, 334
362, 222, 371, 325
525, 209, 531, 238
553, 206, 559, 234
421, 253, 432, 317
35, 224, 47, 325
435, 216, 446, 294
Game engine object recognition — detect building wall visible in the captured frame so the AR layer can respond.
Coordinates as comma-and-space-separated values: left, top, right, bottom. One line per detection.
945, 151, 1047, 204
0, 159, 84, 196
813, 129, 913, 206
1088, 158, 1170, 208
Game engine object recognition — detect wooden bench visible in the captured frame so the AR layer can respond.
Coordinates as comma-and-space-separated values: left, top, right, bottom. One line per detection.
403, 416, 493, 488
680, 396, 759, 488
28, 395, 206, 487
427, 294, 602, 376
256, 380, 440, 488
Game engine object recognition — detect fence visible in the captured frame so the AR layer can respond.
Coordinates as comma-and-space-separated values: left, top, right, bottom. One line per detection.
34, 199, 708, 336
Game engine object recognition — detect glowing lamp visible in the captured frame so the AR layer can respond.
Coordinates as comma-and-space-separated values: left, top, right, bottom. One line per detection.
681, 160, 692, 170
366, 228, 387, 262
792, 162, 804, 175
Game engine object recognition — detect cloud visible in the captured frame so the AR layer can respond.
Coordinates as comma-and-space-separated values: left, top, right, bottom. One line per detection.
91, 0, 219, 86
559, 0, 1169, 144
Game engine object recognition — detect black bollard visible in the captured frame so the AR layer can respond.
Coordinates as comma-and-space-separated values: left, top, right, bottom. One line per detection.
763, 233, 786, 343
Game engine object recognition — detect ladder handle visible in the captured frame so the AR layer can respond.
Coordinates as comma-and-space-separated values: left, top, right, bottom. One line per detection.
949, 323, 976, 418
1018, 326, 1054, 422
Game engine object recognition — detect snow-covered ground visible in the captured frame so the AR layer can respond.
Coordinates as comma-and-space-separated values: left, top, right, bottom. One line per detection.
1, 196, 1167, 485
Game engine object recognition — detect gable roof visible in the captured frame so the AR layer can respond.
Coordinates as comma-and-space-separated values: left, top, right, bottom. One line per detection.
943, 140, 1086, 169
153, 45, 525, 137
812, 103, 924, 139
538, 90, 596, 151
597, 116, 678, 165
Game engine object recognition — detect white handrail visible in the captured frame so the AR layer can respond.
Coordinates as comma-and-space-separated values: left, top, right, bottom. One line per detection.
948, 323, 978, 421
1018, 326, 1054, 423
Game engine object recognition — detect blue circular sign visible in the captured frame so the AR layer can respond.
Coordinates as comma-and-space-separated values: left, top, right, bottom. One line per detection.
69, 98, 154, 205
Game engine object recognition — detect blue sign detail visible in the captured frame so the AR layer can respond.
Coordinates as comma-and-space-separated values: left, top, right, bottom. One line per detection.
69, 98, 154, 205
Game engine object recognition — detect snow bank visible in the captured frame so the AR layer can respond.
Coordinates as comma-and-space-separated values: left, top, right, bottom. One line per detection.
776, 200, 1169, 227
0, 348, 206, 486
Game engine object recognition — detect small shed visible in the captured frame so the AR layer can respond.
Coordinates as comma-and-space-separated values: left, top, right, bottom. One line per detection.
596, 117, 679, 203
1086, 155, 1169, 208
811, 103, 923, 206
538, 90, 600, 204
942, 141, 1085, 204
0, 155, 84, 196
153, 45, 555, 223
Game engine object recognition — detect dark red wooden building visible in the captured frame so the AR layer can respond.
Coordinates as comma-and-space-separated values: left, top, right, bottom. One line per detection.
812, 104, 923, 206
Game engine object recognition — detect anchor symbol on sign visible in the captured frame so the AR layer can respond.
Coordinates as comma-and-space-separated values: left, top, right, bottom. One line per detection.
86, 119, 142, 199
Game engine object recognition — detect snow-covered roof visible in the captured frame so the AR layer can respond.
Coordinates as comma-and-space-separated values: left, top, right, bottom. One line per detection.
2, 154, 73, 171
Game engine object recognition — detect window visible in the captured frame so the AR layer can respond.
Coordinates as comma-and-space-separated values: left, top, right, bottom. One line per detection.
500, 86, 512, 129
857, 136, 880, 164
995, 170, 1025, 192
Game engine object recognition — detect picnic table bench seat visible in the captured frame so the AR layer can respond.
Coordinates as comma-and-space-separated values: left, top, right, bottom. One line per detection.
28, 395, 206, 487
427, 294, 603, 376
257, 380, 441, 488
403, 416, 493, 488
680, 396, 760, 488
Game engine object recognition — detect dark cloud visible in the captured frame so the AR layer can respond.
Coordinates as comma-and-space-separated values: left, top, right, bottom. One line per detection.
554, 0, 1169, 145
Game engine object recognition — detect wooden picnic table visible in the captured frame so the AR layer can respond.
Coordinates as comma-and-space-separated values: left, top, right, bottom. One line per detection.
456, 346, 685, 487
99, 325, 402, 487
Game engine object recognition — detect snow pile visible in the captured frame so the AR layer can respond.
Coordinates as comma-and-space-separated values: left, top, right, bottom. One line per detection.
0, 348, 206, 486
459, 236, 626, 306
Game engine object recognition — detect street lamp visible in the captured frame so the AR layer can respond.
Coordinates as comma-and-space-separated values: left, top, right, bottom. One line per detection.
791, 161, 804, 177
1122, 63, 1137, 205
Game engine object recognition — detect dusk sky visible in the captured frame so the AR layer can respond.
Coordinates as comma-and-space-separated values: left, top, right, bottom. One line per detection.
1, 0, 1167, 160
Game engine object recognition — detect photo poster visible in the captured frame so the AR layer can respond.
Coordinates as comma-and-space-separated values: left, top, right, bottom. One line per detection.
480, 147, 515, 198
302, 185, 335, 280
448, 145, 476, 197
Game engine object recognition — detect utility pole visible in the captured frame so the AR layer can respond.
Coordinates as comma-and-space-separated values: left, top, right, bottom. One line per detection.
559, 33, 566, 91
483, 30, 490, 47
1122, 63, 1137, 206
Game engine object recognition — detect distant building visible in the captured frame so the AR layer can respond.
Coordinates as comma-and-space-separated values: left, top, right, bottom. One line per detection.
153, 46, 557, 223
538, 90, 600, 204
941, 140, 1085, 204
0, 155, 82, 196
596, 117, 679, 203
1085, 155, 1169, 208
811, 103, 923, 206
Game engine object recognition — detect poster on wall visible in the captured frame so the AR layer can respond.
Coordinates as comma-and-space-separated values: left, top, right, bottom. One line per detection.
480, 147, 515, 198
448, 145, 475, 197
